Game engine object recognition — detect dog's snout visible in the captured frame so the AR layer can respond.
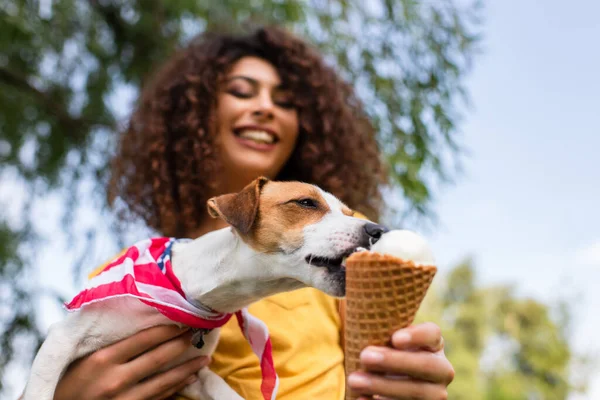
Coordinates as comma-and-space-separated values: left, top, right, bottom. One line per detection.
364, 223, 389, 245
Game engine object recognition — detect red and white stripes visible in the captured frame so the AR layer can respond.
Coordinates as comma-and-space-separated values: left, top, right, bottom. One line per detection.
65, 237, 279, 400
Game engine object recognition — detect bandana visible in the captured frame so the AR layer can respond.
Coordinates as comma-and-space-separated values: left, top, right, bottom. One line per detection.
65, 237, 278, 400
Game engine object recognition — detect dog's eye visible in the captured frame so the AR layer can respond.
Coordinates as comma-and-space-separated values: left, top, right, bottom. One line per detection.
295, 198, 318, 209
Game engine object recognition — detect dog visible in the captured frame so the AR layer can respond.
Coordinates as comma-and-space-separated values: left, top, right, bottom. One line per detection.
22, 177, 388, 400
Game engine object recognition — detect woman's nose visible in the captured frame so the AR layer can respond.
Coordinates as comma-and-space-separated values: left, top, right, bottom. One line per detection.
252, 108, 274, 119
251, 92, 275, 119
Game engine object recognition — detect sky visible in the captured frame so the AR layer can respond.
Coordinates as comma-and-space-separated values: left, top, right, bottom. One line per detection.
4, 0, 599, 398
426, 1, 600, 398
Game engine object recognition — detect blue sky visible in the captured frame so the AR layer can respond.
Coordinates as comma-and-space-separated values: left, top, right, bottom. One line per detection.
4, 0, 599, 398
428, 1, 600, 397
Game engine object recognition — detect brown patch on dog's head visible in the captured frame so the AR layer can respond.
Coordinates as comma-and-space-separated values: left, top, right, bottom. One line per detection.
208, 179, 337, 254
207, 177, 269, 235
245, 181, 331, 253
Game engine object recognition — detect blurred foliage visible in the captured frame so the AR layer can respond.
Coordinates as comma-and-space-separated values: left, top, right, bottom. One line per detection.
416, 260, 590, 399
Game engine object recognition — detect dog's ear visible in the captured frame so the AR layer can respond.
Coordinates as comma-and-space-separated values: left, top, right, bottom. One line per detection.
207, 177, 269, 234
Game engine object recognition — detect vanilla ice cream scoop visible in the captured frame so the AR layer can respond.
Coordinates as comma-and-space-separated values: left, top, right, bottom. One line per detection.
370, 229, 435, 266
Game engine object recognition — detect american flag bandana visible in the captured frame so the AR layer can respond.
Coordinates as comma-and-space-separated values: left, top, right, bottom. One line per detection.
66, 237, 279, 400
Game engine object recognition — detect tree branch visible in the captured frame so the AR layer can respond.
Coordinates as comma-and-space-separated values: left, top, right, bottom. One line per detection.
88, 0, 127, 47
0, 66, 114, 132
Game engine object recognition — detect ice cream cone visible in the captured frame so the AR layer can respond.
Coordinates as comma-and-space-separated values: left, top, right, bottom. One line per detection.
344, 251, 437, 400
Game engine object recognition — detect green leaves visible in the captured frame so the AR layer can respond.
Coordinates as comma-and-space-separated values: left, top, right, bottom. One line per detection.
417, 260, 586, 399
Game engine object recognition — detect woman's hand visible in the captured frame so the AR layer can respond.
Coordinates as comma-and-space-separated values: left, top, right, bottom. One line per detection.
347, 322, 454, 400
53, 325, 210, 400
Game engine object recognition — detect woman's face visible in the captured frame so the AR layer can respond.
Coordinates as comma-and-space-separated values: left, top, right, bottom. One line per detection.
216, 56, 299, 189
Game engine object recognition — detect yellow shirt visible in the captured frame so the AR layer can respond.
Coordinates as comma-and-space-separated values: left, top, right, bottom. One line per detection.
176, 287, 345, 399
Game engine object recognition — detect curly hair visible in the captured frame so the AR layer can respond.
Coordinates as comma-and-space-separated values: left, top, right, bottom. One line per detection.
108, 25, 387, 237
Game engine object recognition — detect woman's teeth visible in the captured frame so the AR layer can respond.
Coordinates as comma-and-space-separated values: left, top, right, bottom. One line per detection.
238, 130, 276, 144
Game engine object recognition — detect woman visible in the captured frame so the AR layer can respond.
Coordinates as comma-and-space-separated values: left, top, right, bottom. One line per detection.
54, 26, 454, 400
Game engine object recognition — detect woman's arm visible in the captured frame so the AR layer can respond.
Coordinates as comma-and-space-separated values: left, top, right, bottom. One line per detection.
52, 325, 209, 400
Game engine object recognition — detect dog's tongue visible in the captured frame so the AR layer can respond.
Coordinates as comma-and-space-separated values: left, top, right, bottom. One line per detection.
370, 230, 435, 265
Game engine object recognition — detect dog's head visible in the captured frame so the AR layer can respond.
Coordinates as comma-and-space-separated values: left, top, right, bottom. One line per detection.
207, 177, 388, 297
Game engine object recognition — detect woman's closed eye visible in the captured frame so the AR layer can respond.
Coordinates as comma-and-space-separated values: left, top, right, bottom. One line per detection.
273, 97, 295, 109
224, 78, 255, 98
227, 89, 295, 109
227, 87, 253, 99
272, 87, 295, 109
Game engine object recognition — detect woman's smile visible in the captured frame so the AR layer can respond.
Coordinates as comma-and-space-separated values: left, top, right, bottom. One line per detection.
233, 126, 280, 150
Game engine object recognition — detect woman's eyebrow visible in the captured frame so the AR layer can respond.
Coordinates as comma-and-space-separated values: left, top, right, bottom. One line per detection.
225, 75, 287, 89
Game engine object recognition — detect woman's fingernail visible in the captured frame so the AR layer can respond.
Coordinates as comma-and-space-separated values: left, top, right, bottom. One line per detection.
392, 330, 411, 345
361, 348, 384, 363
347, 373, 371, 389
185, 375, 198, 385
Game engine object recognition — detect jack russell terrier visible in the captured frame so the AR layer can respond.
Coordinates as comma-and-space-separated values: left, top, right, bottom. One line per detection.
22, 177, 388, 400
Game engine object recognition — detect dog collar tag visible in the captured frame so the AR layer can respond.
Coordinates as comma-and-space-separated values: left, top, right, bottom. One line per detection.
191, 328, 211, 349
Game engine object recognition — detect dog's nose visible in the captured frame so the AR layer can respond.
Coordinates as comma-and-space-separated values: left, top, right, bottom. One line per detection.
364, 223, 389, 245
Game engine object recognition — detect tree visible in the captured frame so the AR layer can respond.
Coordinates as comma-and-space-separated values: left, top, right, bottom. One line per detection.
0, 0, 482, 395
416, 260, 589, 399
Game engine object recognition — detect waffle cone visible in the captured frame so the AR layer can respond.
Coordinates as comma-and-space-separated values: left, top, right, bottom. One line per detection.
344, 251, 437, 400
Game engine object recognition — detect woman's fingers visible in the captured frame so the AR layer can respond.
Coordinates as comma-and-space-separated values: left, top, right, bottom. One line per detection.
53, 326, 201, 400
348, 372, 448, 400
107, 325, 190, 363
147, 376, 198, 400
391, 322, 443, 352
350, 323, 455, 399
360, 346, 454, 384
118, 356, 210, 400
124, 330, 197, 382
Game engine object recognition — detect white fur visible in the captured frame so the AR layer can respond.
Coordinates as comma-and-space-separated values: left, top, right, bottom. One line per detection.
22, 184, 373, 400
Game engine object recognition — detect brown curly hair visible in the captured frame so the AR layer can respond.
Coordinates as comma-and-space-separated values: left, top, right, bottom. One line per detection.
108, 25, 387, 237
